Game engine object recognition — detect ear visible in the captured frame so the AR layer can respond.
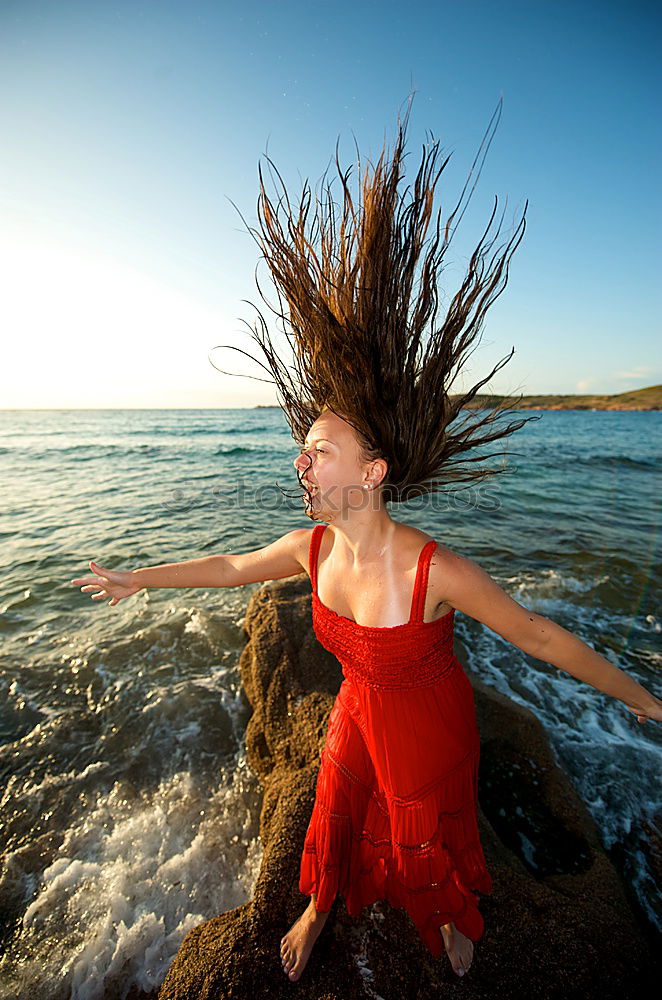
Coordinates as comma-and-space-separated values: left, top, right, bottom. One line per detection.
368, 457, 389, 488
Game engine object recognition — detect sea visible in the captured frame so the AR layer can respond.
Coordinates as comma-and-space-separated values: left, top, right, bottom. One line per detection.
0, 406, 660, 998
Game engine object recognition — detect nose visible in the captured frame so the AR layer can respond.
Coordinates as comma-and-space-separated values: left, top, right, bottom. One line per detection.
294, 451, 312, 473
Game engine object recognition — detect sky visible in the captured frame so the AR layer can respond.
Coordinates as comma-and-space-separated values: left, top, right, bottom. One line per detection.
1, 0, 660, 409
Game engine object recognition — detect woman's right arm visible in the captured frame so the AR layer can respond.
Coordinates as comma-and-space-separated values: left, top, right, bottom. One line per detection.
71, 529, 312, 607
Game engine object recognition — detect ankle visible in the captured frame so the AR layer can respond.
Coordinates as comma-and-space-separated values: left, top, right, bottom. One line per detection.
307, 898, 330, 923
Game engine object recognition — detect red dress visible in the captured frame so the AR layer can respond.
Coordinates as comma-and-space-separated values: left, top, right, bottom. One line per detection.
298, 524, 493, 957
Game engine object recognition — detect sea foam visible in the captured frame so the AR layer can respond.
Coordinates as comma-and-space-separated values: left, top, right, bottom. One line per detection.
0, 757, 262, 1000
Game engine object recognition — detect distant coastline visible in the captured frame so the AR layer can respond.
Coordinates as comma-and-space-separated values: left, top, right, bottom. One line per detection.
255, 385, 661, 412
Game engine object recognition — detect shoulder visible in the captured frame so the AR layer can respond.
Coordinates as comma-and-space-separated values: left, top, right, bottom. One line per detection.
291, 527, 319, 573
262, 527, 319, 576
428, 541, 478, 584
389, 522, 437, 559
425, 539, 487, 611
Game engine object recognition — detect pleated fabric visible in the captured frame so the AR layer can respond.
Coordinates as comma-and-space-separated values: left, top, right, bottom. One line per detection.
298, 524, 493, 958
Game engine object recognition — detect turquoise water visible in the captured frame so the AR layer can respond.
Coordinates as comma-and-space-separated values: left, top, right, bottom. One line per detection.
0, 407, 660, 998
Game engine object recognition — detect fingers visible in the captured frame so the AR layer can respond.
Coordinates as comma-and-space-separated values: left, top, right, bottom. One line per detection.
79, 589, 117, 604
71, 567, 124, 607
72, 581, 108, 597
68, 562, 107, 583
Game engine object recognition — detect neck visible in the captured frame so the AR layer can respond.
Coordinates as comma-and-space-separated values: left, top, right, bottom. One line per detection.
322, 505, 398, 565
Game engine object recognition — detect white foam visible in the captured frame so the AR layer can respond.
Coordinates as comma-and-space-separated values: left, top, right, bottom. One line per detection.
183, 611, 206, 635
346, 905, 387, 1000
0, 757, 262, 1000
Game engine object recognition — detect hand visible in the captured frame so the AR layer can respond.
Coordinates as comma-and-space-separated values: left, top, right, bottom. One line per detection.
623, 693, 662, 724
70, 561, 143, 608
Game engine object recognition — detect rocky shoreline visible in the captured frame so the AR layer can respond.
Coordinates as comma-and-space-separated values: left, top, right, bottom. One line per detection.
255, 384, 662, 411
157, 574, 659, 999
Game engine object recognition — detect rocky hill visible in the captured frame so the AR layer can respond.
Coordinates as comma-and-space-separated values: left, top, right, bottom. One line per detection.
255, 385, 661, 412
463, 385, 661, 411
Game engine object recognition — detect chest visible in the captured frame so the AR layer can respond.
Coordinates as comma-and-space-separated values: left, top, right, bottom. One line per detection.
317, 558, 450, 628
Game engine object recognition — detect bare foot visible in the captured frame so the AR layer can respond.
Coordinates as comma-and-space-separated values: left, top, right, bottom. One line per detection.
440, 921, 474, 977
280, 896, 331, 982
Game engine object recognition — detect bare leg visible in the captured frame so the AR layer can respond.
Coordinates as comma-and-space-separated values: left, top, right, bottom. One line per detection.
280, 892, 331, 982
440, 921, 474, 976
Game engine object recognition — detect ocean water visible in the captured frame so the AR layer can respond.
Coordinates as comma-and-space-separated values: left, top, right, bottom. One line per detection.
0, 406, 660, 997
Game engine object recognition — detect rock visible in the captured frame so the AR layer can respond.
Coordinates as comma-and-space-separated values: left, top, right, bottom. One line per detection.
159, 575, 659, 999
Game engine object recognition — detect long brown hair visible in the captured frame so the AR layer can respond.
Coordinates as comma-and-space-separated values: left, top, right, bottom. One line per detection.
213, 94, 540, 502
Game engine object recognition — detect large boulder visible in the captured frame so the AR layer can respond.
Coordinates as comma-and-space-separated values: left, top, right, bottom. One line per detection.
159, 574, 659, 999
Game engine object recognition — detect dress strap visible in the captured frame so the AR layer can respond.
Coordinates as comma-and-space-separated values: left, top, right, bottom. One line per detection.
308, 523, 328, 593
409, 540, 438, 623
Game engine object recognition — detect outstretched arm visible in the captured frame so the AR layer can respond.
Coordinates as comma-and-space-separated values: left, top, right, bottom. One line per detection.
432, 546, 662, 724
71, 529, 312, 608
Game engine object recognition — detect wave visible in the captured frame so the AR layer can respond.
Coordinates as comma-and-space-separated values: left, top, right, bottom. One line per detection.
1, 444, 172, 460
578, 455, 661, 470
212, 445, 261, 456
0, 762, 262, 1000
220, 424, 273, 435
0, 443, 287, 460
212, 444, 291, 456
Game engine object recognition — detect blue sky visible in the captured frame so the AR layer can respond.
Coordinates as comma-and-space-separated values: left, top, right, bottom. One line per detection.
1, 0, 660, 408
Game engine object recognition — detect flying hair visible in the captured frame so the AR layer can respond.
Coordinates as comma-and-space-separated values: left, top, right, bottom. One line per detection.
211, 92, 541, 503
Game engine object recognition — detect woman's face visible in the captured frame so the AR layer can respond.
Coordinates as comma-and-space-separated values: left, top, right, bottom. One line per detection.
293, 410, 380, 521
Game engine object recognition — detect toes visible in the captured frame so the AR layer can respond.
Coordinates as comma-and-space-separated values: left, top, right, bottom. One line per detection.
454, 953, 472, 976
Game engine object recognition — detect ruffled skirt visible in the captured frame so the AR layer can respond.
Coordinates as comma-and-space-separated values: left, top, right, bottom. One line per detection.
298, 668, 493, 957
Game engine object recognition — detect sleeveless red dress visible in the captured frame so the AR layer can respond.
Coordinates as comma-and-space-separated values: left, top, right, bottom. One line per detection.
298, 524, 493, 957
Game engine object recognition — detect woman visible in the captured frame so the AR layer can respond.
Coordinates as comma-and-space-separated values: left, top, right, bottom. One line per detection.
71, 97, 662, 983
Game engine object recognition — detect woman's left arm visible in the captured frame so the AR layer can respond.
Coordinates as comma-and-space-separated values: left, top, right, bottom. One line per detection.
434, 546, 662, 724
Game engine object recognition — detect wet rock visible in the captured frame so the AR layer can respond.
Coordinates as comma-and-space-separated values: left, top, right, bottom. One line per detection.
159, 574, 659, 1000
